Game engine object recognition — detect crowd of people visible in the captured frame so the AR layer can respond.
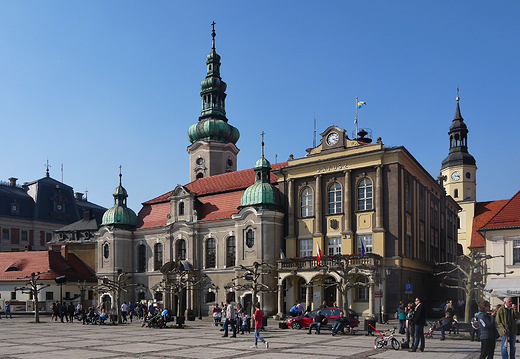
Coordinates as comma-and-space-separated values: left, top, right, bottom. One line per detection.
213, 299, 269, 349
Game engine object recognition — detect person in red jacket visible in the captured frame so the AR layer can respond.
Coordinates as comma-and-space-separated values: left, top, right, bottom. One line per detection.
251, 302, 269, 349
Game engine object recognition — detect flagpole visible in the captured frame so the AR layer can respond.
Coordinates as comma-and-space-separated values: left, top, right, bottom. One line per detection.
355, 97, 359, 140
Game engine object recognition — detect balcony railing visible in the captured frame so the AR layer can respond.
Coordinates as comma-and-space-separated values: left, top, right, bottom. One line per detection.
277, 254, 382, 271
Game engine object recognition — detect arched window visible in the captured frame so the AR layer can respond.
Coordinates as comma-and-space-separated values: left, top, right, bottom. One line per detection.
357, 178, 373, 210
328, 182, 342, 214
176, 239, 186, 261
454, 189, 459, 198
245, 229, 254, 248
103, 243, 110, 259
226, 236, 236, 267
138, 244, 146, 272
179, 202, 185, 215
154, 243, 163, 271
300, 187, 313, 217
206, 238, 216, 268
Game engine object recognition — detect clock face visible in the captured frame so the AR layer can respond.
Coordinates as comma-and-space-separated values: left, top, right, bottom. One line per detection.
327, 132, 339, 146
451, 171, 461, 181
196, 157, 204, 165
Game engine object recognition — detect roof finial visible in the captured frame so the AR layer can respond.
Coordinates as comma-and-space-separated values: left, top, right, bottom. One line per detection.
44, 158, 51, 177
456, 85, 460, 102
211, 21, 216, 51
119, 165, 122, 186
261, 131, 265, 158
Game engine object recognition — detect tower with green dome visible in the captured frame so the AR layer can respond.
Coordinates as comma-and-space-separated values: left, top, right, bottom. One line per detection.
101, 169, 138, 230
187, 23, 240, 182
239, 134, 282, 211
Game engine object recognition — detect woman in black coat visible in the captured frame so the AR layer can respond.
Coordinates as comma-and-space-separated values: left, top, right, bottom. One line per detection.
477, 300, 496, 359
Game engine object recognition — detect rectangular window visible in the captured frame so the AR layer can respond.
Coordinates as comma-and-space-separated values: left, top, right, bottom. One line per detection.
327, 237, 342, 256
300, 239, 313, 257
29, 292, 33, 300
513, 240, 520, 265
11, 292, 16, 300
357, 235, 373, 254
88, 290, 94, 300
2, 228, 9, 240
65, 292, 71, 299
21, 230, 28, 242
357, 278, 369, 301
46, 292, 54, 300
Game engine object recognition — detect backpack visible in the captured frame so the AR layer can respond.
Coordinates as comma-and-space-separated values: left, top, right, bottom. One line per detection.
471, 315, 479, 329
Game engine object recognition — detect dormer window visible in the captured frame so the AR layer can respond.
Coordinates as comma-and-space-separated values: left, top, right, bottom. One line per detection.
179, 202, 185, 215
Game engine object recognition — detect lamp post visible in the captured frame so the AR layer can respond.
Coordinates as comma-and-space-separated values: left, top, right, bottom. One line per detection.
78, 280, 87, 313
379, 267, 391, 324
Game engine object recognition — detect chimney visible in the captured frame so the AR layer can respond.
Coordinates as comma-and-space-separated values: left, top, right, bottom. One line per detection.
8, 177, 17, 187
75, 192, 84, 201
61, 244, 69, 260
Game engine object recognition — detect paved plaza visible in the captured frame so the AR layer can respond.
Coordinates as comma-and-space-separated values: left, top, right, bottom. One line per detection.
0, 315, 494, 359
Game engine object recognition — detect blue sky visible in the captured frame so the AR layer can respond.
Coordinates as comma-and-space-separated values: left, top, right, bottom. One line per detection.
1, 1, 519, 210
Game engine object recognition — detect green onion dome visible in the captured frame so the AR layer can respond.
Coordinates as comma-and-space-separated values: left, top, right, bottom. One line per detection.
101, 173, 138, 230
188, 118, 240, 144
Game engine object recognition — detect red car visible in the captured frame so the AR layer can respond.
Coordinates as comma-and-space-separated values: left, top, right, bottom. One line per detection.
286, 307, 359, 330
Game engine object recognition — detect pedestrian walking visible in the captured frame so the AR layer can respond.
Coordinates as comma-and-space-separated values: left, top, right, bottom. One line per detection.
496, 297, 520, 359
5, 301, 12, 318
250, 302, 268, 349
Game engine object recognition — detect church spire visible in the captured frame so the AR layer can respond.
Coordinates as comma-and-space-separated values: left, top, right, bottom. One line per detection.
441, 88, 476, 170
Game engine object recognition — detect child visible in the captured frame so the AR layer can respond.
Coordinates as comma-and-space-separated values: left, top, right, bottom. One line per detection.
240, 312, 250, 334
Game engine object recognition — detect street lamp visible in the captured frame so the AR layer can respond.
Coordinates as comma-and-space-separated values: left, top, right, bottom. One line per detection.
78, 280, 87, 313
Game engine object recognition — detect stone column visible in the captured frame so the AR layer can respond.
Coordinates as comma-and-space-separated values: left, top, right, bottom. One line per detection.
369, 279, 375, 316
314, 174, 322, 236
277, 283, 284, 317
306, 284, 312, 312
375, 165, 384, 230
287, 179, 295, 237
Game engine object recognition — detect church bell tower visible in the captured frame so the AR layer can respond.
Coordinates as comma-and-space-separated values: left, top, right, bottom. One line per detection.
440, 91, 477, 254
187, 23, 240, 182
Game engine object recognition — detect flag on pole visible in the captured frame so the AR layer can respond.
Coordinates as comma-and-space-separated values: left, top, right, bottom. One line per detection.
317, 242, 322, 264
360, 240, 366, 257
280, 248, 286, 260
357, 101, 366, 109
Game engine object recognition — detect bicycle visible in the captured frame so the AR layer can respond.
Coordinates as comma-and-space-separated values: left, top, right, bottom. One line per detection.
370, 325, 400, 350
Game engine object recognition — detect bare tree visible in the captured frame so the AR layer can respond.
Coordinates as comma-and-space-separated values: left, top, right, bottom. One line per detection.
435, 249, 513, 322
93, 270, 145, 324
14, 272, 50, 323
323, 254, 378, 314
228, 261, 278, 318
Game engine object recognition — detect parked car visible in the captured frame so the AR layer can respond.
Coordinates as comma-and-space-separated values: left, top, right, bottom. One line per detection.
426, 301, 446, 318
286, 307, 359, 330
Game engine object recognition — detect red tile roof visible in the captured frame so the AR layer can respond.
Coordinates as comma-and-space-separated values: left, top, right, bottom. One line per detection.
480, 190, 520, 230
137, 162, 287, 229
470, 199, 509, 248
0, 250, 96, 281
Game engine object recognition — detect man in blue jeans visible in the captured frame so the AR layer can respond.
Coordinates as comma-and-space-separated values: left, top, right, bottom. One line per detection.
307, 310, 327, 334
439, 312, 457, 340
496, 297, 520, 359
409, 297, 426, 352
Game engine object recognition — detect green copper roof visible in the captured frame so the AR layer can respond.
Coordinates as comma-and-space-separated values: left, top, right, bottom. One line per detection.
101, 171, 138, 230
240, 182, 281, 208
188, 118, 239, 144
102, 205, 138, 228
255, 156, 271, 169
187, 24, 240, 146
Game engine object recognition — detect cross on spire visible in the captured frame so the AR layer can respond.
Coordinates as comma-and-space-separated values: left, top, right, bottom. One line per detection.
119, 165, 122, 186
456, 85, 460, 102
211, 21, 216, 51
261, 131, 265, 157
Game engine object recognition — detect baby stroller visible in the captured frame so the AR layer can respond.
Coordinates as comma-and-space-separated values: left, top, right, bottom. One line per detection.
213, 311, 222, 326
